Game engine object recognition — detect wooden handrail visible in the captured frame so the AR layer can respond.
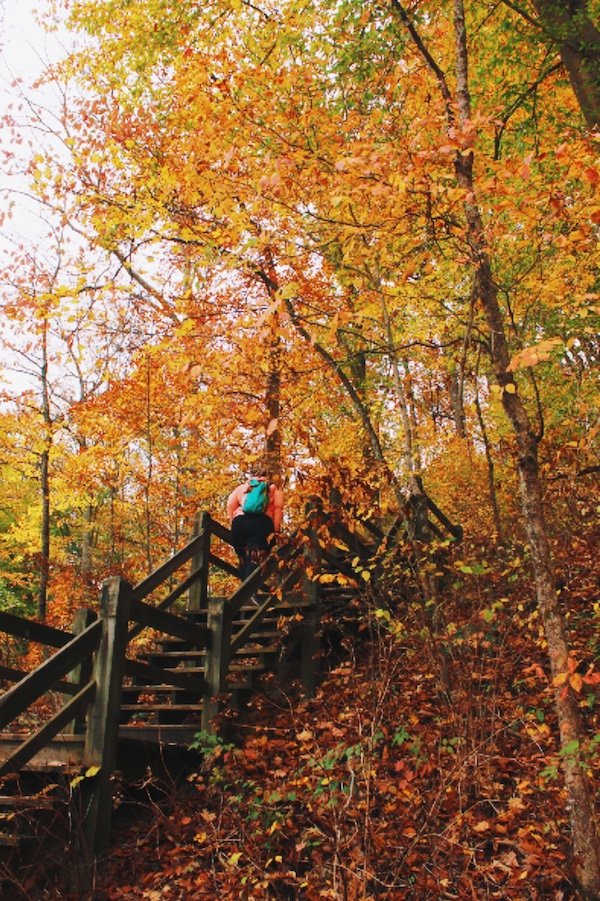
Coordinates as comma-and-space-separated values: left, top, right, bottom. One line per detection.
132, 530, 207, 601
0, 681, 96, 778
206, 518, 233, 544
0, 664, 81, 696
0, 620, 102, 730
0, 610, 71, 648
230, 558, 303, 654
228, 538, 302, 620
126, 566, 205, 642
129, 599, 210, 646
208, 553, 239, 577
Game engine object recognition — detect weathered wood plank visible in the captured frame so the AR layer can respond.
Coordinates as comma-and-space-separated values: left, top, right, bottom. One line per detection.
129, 600, 210, 646
0, 681, 96, 778
124, 659, 207, 693
0, 611, 71, 648
0, 621, 102, 730
189, 512, 211, 613
228, 540, 301, 620
206, 519, 233, 544
81, 578, 133, 866
0, 665, 82, 697
0, 664, 29, 684
126, 567, 204, 643
132, 531, 206, 601
230, 561, 303, 654
67, 609, 97, 734
327, 519, 374, 558
209, 553, 239, 577
202, 597, 233, 734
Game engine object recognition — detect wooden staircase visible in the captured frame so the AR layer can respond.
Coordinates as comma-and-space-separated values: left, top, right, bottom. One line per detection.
116, 595, 312, 745
0, 492, 461, 885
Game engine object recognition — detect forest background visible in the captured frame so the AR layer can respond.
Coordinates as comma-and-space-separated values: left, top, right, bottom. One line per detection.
0, 0, 599, 898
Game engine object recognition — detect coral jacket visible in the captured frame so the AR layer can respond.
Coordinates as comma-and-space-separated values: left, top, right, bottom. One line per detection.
226, 481, 284, 531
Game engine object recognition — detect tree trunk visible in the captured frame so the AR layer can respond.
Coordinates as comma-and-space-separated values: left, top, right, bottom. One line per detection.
265, 313, 283, 480
451, 2, 600, 893
80, 503, 94, 580
144, 354, 153, 573
447, 368, 467, 439
380, 292, 423, 493
531, 0, 600, 128
37, 446, 50, 622
37, 317, 51, 622
474, 372, 504, 543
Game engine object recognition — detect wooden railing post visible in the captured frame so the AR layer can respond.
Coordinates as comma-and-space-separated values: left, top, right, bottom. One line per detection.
202, 597, 232, 735
78, 576, 133, 883
301, 500, 323, 698
66, 607, 97, 734
188, 511, 211, 613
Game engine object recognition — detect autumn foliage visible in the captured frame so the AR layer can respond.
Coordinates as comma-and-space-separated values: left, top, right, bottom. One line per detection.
0, 0, 599, 896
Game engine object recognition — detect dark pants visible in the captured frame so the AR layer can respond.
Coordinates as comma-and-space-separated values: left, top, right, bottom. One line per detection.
230, 513, 274, 581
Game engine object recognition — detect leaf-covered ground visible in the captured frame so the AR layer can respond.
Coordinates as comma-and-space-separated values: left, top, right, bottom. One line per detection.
17, 512, 600, 900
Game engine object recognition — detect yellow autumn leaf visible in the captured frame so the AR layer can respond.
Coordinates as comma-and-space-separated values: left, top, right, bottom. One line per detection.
507, 337, 562, 371
570, 672, 583, 693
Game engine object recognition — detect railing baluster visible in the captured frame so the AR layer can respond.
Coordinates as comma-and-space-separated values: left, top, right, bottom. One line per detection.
202, 597, 232, 735
188, 511, 211, 613
66, 608, 97, 735
79, 576, 133, 880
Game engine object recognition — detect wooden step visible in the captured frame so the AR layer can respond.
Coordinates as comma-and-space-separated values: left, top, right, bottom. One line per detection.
121, 684, 202, 695
120, 676, 252, 696
142, 646, 279, 667
0, 735, 85, 771
159, 630, 277, 649
118, 724, 201, 745
121, 704, 203, 714
176, 663, 266, 674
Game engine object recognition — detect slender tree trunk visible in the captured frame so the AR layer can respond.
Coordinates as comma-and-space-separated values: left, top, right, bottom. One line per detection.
38, 446, 50, 622
447, 368, 467, 439
450, 2, 600, 893
380, 292, 422, 493
265, 312, 283, 480
144, 355, 153, 573
257, 261, 403, 499
37, 317, 51, 621
254, 253, 284, 482
80, 503, 94, 580
474, 372, 504, 543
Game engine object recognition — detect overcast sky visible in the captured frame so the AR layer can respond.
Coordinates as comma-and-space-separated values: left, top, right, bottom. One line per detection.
0, 0, 74, 393
0, 0, 77, 242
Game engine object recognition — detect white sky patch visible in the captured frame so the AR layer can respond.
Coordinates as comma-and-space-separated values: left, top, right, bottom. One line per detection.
0, 1, 82, 396
0, 0, 76, 242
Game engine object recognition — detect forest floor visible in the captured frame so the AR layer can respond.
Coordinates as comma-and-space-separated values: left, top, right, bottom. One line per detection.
10, 508, 600, 900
